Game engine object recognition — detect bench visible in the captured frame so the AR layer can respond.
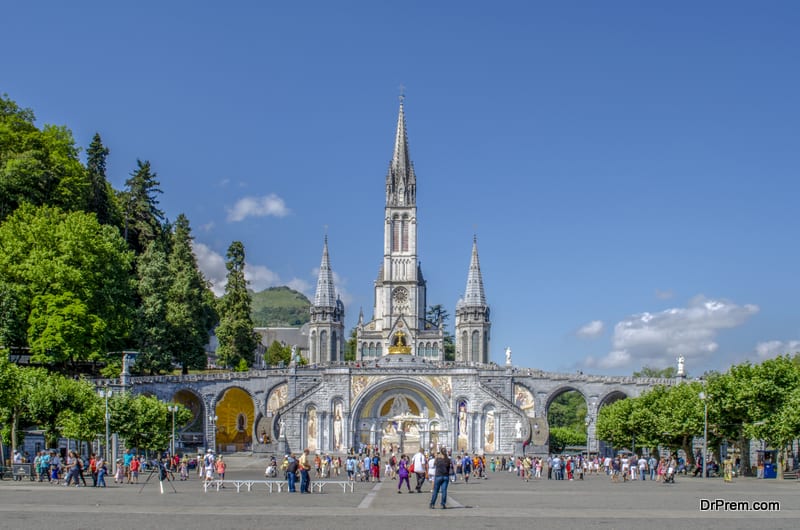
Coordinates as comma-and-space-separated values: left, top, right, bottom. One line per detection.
203, 479, 354, 493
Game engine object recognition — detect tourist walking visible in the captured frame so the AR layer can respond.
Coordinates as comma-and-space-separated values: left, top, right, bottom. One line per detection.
429, 449, 451, 509
412, 448, 427, 493
397, 455, 412, 493
299, 448, 312, 493
286, 453, 298, 492
95, 455, 107, 487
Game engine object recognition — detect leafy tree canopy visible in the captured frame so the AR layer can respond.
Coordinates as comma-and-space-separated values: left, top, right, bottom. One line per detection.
0, 204, 135, 369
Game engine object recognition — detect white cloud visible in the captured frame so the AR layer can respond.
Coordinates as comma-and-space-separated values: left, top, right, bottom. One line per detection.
245, 264, 281, 292
577, 320, 604, 338
655, 289, 674, 300
227, 194, 289, 222
286, 278, 312, 296
192, 241, 281, 297
755, 340, 800, 359
192, 242, 228, 296
585, 295, 759, 370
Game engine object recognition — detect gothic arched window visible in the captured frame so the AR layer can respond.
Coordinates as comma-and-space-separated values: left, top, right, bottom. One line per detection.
320, 331, 328, 361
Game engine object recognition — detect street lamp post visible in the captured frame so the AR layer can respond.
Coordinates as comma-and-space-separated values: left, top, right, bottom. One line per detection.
585, 416, 591, 457
209, 415, 218, 453
699, 387, 708, 479
98, 387, 112, 463
168, 405, 179, 457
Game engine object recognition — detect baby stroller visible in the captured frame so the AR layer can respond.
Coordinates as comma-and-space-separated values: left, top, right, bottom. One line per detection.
664, 465, 676, 483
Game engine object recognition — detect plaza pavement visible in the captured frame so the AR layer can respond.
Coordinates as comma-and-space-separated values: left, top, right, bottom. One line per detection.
0, 456, 796, 530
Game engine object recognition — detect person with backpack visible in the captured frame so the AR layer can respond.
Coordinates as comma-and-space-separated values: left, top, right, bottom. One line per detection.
371, 453, 381, 482
286, 453, 298, 492
461, 453, 472, 483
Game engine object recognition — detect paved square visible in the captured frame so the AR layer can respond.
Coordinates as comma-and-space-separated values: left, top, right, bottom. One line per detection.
0, 458, 796, 530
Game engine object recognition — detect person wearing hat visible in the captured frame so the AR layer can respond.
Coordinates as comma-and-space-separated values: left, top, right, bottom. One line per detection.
203, 449, 215, 483
12, 451, 22, 481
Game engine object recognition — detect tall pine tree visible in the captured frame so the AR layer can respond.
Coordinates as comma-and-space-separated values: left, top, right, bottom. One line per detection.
85, 132, 117, 227
166, 215, 217, 374
120, 159, 164, 254
215, 241, 258, 370
135, 238, 173, 374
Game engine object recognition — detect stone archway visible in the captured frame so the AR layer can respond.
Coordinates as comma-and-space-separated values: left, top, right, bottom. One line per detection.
545, 386, 590, 454
350, 378, 450, 455
172, 389, 204, 449
213, 387, 255, 452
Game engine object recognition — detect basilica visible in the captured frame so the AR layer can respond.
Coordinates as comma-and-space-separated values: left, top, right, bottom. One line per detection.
126, 100, 671, 457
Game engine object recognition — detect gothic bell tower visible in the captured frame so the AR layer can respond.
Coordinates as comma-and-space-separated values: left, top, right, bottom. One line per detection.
357, 97, 443, 360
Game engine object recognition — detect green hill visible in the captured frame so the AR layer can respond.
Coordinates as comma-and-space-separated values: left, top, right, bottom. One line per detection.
250, 286, 311, 327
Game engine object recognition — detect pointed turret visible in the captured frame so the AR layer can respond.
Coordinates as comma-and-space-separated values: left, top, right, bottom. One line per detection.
463, 236, 486, 306
308, 236, 345, 364
455, 236, 491, 364
385, 97, 416, 207
313, 236, 337, 308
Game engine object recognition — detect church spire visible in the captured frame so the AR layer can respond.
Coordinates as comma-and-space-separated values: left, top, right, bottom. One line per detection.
463, 236, 486, 306
385, 96, 416, 207
313, 236, 337, 307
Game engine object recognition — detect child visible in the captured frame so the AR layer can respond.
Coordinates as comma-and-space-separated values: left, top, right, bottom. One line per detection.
115, 459, 125, 484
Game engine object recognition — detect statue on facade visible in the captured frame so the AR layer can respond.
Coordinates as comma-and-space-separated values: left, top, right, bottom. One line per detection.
277, 418, 286, 439
458, 403, 468, 436
389, 395, 410, 417
514, 419, 522, 439
333, 403, 343, 450
505, 347, 512, 366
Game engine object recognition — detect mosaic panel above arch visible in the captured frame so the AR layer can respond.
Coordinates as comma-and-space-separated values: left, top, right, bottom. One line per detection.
267, 383, 289, 413
513, 384, 535, 417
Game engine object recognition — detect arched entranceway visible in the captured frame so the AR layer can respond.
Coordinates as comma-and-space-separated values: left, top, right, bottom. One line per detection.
172, 389, 204, 449
545, 387, 589, 454
214, 387, 254, 452
351, 379, 450, 455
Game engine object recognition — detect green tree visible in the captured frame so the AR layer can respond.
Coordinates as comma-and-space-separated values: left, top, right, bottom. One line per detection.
120, 159, 164, 254
265, 340, 292, 366
110, 393, 192, 452
633, 365, 679, 378
427, 304, 455, 361
135, 238, 173, 374
596, 397, 636, 452
215, 241, 258, 369
85, 132, 118, 227
27, 373, 97, 447
0, 355, 30, 454
344, 327, 357, 362
57, 383, 105, 449
0, 281, 26, 349
548, 426, 587, 453
0, 95, 90, 221
0, 205, 135, 369
166, 215, 217, 374
548, 391, 588, 432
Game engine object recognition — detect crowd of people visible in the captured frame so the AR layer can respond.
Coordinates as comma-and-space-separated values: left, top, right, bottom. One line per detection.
21, 447, 200, 487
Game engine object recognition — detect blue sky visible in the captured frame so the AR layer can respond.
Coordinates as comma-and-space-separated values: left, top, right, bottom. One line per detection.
3, 1, 799, 375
